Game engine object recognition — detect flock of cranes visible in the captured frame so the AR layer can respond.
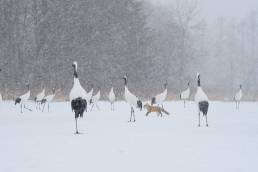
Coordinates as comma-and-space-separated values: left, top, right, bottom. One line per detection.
0, 63, 244, 134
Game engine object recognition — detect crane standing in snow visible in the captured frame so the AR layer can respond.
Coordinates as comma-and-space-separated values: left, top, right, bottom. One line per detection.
90, 88, 101, 111
123, 74, 142, 122
35, 88, 45, 110
15, 83, 32, 113
41, 87, 56, 112
194, 74, 209, 127
151, 81, 168, 108
234, 85, 242, 109
180, 82, 190, 108
69, 61, 87, 134
109, 87, 116, 111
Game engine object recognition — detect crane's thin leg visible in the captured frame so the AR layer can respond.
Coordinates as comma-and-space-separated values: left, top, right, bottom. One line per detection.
20, 104, 23, 113
42, 103, 46, 112
129, 107, 133, 122
75, 118, 79, 134
184, 101, 186, 108
48, 103, 50, 112
90, 103, 95, 111
198, 111, 201, 127
132, 108, 135, 122
238, 101, 240, 109
205, 115, 208, 127
236, 101, 237, 109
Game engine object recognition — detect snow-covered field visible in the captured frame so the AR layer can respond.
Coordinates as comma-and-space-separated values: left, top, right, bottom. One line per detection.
0, 101, 258, 172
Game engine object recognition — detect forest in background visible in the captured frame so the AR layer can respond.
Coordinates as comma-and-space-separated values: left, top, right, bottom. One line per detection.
0, 0, 257, 100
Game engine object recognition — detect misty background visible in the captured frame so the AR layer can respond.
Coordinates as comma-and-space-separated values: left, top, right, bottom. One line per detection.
0, 0, 257, 101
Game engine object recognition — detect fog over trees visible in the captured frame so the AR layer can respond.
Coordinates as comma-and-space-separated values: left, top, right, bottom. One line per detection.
0, 0, 257, 100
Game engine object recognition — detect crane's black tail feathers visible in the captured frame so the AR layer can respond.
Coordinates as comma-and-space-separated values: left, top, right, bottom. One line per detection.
151, 97, 156, 105
71, 97, 87, 118
15, 98, 21, 105
199, 101, 209, 116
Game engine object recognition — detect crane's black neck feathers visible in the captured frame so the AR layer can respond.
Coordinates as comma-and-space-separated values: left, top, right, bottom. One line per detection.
73, 66, 78, 78
197, 76, 201, 87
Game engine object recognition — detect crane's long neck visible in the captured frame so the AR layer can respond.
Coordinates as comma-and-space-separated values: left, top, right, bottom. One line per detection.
123, 78, 127, 86
73, 67, 78, 79
197, 77, 201, 87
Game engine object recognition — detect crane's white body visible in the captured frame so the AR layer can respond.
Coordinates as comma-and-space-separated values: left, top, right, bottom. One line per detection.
41, 90, 55, 112
36, 89, 45, 101
155, 89, 167, 104
109, 87, 115, 103
234, 89, 242, 101
180, 84, 190, 108
180, 87, 190, 100
20, 90, 31, 102
234, 87, 242, 109
69, 78, 87, 101
109, 87, 116, 111
124, 86, 138, 107
44, 94, 55, 102
195, 87, 208, 103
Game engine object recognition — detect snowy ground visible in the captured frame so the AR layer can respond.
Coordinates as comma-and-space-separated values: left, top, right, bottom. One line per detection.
0, 101, 258, 172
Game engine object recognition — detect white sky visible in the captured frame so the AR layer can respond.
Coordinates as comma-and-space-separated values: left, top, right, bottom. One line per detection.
149, 0, 258, 20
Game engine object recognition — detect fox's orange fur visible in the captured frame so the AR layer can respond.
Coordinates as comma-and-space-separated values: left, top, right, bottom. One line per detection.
144, 103, 170, 117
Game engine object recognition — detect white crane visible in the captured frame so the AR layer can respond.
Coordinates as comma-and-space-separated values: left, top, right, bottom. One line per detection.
35, 88, 45, 110
15, 83, 32, 113
194, 73, 209, 127
123, 74, 142, 122
69, 61, 87, 134
151, 81, 168, 108
180, 82, 190, 108
90, 88, 101, 111
41, 87, 56, 112
234, 85, 242, 109
108, 87, 116, 111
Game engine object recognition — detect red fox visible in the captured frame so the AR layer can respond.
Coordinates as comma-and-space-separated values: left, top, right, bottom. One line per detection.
143, 103, 170, 117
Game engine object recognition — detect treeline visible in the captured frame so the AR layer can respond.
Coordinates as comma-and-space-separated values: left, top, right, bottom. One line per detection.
0, 0, 257, 100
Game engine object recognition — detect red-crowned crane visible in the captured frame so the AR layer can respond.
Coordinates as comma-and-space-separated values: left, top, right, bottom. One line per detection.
108, 87, 116, 111
180, 82, 190, 108
41, 87, 56, 112
123, 74, 142, 122
15, 83, 31, 113
151, 81, 168, 108
69, 61, 87, 134
234, 85, 242, 109
194, 73, 209, 127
